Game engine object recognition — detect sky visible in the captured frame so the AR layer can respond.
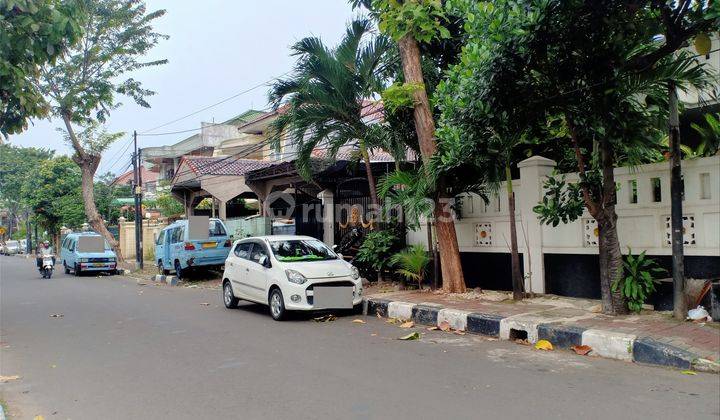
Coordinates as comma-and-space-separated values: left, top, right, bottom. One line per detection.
7, 0, 357, 176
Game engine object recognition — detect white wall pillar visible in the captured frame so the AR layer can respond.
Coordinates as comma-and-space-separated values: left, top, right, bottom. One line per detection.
218, 200, 227, 220
517, 156, 556, 294
317, 189, 335, 247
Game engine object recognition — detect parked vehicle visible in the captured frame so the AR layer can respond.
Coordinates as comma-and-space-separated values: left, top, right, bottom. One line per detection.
155, 218, 232, 279
40, 254, 55, 278
222, 235, 362, 320
19, 239, 27, 253
60, 232, 118, 276
2, 240, 20, 255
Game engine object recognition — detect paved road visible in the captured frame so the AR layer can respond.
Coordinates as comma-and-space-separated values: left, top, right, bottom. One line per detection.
1, 255, 718, 420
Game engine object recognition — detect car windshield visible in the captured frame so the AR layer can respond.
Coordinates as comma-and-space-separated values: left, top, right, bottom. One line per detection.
269, 239, 337, 262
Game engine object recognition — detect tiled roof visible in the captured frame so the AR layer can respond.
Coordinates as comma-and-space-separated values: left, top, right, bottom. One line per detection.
111, 167, 159, 186
180, 156, 273, 176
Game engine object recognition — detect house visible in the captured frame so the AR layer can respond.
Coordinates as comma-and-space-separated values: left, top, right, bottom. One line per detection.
142, 109, 267, 182
111, 167, 160, 198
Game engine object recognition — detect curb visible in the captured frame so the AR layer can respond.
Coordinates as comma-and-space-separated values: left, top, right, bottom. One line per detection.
151, 274, 179, 286
363, 297, 714, 372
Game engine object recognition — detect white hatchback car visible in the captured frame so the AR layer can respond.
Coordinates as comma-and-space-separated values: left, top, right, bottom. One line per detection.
222, 235, 362, 320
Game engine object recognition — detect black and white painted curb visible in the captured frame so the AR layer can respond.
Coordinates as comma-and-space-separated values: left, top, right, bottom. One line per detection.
151, 274, 179, 286
363, 297, 719, 373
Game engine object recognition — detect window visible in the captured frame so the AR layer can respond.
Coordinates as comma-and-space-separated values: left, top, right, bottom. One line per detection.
270, 239, 337, 262
250, 243, 269, 265
171, 228, 184, 244
233, 242, 253, 259
156, 231, 165, 246
628, 180, 638, 204
651, 178, 662, 202
700, 173, 711, 199
62, 237, 69, 249
69, 239, 75, 252
209, 220, 226, 237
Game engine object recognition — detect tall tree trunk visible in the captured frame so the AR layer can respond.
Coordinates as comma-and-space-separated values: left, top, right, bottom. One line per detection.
598, 137, 627, 315
506, 165, 524, 300
668, 82, 686, 319
397, 34, 466, 293
434, 185, 465, 294
62, 114, 123, 262
359, 140, 380, 208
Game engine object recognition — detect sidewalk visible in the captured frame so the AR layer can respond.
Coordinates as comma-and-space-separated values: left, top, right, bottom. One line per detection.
362, 287, 720, 372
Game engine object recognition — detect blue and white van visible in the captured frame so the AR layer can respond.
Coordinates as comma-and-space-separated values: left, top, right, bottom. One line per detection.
155, 218, 231, 278
60, 232, 118, 276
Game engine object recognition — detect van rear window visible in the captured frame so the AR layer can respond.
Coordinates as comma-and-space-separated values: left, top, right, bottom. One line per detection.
209, 220, 226, 237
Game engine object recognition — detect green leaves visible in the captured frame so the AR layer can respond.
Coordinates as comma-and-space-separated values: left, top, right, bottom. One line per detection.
533, 175, 585, 227
38, 0, 167, 127
381, 82, 423, 114
1, 0, 83, 136
612, 247, 665, 313
373, 0, 450, 43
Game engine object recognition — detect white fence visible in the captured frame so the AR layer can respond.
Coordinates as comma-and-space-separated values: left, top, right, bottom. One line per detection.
407, 155, 720, 293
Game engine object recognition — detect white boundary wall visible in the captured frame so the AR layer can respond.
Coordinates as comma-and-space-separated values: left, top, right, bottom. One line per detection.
407, 155, 720, 293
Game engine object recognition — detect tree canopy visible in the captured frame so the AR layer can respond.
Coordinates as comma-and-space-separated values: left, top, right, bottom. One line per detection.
0, 0, 82, 137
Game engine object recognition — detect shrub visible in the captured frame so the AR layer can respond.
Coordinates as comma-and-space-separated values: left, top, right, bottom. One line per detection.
612, 248, 665, 313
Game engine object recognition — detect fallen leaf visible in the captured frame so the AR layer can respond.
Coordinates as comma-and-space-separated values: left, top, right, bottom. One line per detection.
370, 333, 378, 336
453, 330, 466, 335
385, 317, 400, 324
534, 340, 553, 351
681, 370, 697, 375
514, 338, 530, 346
49, 314, 63, 318
485, 337, 498, 341
427, 326, 439, 331
50, 364, 56, 368
313, 314, 336, 322
200, 302, 210, 306
351, 319, 366, 324
399, 321, 415, 329
438, 321, 451, 331
398, 332, 421, 341
34, 416, 44, 420
571, 345, 592, 356
0, 375, 21, 383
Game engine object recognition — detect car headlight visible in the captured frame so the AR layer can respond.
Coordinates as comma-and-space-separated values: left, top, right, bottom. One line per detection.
79, 258, 88, 263
285, 269, 307, 285
350, 265, 359, 280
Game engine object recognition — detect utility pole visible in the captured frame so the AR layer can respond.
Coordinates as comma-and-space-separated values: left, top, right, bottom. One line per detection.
25, 211, 31, 254
669, 82, 686, 319
132, 131, 143, 269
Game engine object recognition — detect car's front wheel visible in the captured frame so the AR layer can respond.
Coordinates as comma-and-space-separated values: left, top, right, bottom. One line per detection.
269, 288, 286, 321
64, 262, 70, 275
74, 263, 81, 277
223, 281, 239, 309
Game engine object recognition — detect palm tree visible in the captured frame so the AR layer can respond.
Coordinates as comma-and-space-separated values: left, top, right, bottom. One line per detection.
268, 18, 391, 207
389, 245, 430, 290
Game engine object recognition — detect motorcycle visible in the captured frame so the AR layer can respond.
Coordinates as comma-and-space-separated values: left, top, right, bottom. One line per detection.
40, 254, 55, 279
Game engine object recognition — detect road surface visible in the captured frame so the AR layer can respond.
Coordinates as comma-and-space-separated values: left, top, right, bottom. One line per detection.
1, 255, 718, 419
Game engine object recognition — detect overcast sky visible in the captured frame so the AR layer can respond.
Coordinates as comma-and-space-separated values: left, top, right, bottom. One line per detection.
7, 0, 357, 175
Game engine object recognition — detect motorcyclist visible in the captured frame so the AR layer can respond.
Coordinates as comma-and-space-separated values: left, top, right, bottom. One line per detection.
36, 241, 55, 268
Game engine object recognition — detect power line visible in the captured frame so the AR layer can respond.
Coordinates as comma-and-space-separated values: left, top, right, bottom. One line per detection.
138, 71, 292, 135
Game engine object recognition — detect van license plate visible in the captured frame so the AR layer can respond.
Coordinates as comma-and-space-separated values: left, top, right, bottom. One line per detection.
202, 242, 216, 249
313, 287, 353, 309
